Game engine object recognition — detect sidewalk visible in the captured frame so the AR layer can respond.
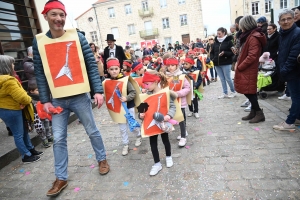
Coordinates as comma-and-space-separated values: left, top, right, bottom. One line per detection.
0, 81, 299, 199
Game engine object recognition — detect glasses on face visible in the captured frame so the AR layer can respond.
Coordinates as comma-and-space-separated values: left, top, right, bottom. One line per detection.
280, 17, 293, 23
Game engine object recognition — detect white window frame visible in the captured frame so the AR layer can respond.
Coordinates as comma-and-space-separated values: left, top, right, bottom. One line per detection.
164, 37, 172, 48
265, 0, 272, 13
142, 0, 149, 11
108, 7, 115, 18
296, 0, 300, 6
180, 14, 187, 26
128, 24, 135, 35
90, 31, 98, 42
162, 18, 170, 29
178, 0, 185, 5
280, 0, 287, 9
111, 27, 119, 39
125, 4, 132, 15
251, 2, 259, 15
160, 0, 167, 8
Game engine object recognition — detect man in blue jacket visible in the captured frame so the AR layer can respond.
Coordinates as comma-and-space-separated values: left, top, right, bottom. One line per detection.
33, 0, 109, 197
273, 9, 300, 131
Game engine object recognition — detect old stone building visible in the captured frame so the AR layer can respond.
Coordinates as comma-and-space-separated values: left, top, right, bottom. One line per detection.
230, 0, 299, 24
75, 0, 204, 49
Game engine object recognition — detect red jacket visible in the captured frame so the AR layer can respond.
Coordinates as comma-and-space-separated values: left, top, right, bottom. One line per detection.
234, 30, 267, 94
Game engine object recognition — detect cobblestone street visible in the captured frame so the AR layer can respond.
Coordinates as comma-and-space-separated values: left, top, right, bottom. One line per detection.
0, 81, 300, 200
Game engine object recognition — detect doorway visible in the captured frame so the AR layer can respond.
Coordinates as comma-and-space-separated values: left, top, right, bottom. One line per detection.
181, 34, 190, 45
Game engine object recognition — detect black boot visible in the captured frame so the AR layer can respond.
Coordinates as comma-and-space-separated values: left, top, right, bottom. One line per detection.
249, 109, 265, 123
242, 109, 256, 120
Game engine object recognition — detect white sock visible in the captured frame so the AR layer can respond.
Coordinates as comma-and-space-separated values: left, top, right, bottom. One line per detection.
154, 162, 161, 166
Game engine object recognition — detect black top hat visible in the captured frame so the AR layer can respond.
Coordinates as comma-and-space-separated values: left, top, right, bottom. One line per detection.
106, 34, 116, 41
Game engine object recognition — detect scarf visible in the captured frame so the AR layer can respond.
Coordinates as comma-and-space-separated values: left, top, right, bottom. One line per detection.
217, 35, 227, 43
166, 68, 182, 77
240, 27, 262, 45
125, 52, 131, 60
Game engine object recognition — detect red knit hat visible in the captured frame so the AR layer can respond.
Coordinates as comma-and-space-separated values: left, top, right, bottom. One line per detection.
42, 0, 67, 15
142, 72, 160, 83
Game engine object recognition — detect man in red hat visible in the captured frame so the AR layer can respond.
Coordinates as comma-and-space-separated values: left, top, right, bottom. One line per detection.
33, 0, 109, 197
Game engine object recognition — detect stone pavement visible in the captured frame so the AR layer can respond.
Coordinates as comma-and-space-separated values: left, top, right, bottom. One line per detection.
0, 80, 299, 200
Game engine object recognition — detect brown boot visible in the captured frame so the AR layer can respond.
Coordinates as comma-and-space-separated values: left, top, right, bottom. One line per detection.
249, 110, 265, 123
46, 178, 68, 197
242, 109, 256, 120
99, 160, 110, 175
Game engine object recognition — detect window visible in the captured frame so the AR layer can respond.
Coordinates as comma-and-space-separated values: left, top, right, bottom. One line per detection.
296, 0, 300, 6
160, 0, 167, 8
265, 0, 272, 13
180, 14, 187, 26
90, 31, 98, 42
111, 27, 119, 39
108, 7, 115, 18
178, 0, 185, 4
128, 24, 135, 35
162, 18, 170, 29
125, 4, 132, 14
131, 43, 138, 50
280, 0, 287, 9
252, 2, 259, 15
142, 1, 148, 11
164, 37, 172, 48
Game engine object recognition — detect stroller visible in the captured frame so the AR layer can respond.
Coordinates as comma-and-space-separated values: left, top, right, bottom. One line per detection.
257, 52, 279, 99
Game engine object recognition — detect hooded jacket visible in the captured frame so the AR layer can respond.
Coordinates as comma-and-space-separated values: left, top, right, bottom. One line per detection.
210, 35, 234, 66
23, 56, 36, 86
234, 29, 267, 94
278, 23, 300, 82
0, 75, 31, 110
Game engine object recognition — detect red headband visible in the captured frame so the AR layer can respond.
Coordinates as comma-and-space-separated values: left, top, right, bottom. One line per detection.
142, 72, 161, 83
107, 60, 120, 69
184, 57, 195, 65
132, 63, 143, 72
165, 58, 179, 65
188, 51, 195, 55
177, 50, 183, 54
42, 1, 67, 15
123, 61, 132, 67
143, 56, 152, 61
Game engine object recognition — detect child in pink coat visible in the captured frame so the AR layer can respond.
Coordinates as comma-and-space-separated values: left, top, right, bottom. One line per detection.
165, 57, 191, 147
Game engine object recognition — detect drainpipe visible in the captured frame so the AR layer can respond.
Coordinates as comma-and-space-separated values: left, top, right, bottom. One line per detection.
93, 4, 103, 49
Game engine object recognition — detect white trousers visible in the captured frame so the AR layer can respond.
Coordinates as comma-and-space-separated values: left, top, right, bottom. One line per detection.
118, 107, 141, 145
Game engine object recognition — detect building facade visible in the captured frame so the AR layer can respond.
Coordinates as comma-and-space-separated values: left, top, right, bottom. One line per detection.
75, 0, 205, 50
230, 0, 300, 24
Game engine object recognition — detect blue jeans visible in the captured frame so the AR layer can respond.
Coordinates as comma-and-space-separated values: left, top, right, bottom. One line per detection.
52, 93, 106, 180
0, 109, 34, 158
286, 79, 300, 124
210, 67, 217, 79
215, 64, 235, 94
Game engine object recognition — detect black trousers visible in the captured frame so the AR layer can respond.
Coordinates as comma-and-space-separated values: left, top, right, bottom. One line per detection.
149, 132, 171, 163
188, 97, 198, 113
244, 94, 261, 111
179, 108, 187, 138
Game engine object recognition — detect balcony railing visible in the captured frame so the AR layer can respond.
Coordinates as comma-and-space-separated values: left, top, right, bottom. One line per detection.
139, 28, 159, 39
138, 7, 154, 18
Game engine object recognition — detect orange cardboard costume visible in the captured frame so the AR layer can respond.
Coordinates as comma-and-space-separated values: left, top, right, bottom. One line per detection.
139, 88, 170, 137
35, 29, 90, 98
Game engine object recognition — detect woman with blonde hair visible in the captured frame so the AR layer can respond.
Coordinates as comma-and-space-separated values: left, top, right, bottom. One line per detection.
0, 55, 43, 163
234, 15, 267, 123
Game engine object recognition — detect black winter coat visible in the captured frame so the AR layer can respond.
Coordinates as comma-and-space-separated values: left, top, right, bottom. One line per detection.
265, 31, 279, 61
103, 45, 126, 75
211, 35, 234, 66
23, 56, 36, 86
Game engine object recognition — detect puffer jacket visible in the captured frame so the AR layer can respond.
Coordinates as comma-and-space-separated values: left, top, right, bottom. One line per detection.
0, 75, 31, 110
278, 23, 300, 82
33, 30, 103, 103
166, 69, 191, 108
210, 35, 234, 66
23, 56, 36, 86
234, 29, 267, 94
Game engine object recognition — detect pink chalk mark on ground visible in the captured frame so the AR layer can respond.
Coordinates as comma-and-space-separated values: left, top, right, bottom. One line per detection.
74, 187, 80, 192
185, 146, 190, 149
255, 127, 260, 131
90, 164, 95, 168
25, 171, 30, 175
133, 148, 137, 151
208, 131, 212, 135
199, 119, 203, 122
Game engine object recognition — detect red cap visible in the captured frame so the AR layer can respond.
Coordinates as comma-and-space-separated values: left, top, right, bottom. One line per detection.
107, 59, 120, 68
142, 72, 161, 83
42, 0, 67, 15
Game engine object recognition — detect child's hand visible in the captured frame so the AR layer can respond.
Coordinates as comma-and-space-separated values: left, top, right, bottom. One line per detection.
20, 104, 25, 109
120, 96, 127, 102
140, 113, 145, 119
164, 115, 171, 122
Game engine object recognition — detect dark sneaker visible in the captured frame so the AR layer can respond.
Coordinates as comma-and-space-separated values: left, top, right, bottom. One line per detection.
22, 155, 41, 163
47, 137, 54, 143
42, 139, 51, 148
30, 148, 44, 156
